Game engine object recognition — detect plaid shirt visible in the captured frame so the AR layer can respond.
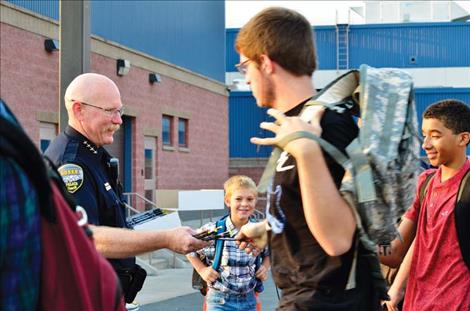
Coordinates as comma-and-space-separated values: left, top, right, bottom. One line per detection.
0, 157, 41, 310
189, 216, 268, 295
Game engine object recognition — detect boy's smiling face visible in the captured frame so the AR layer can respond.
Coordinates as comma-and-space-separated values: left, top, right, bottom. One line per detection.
422, 117, 464, 167
225, 187, 257, 224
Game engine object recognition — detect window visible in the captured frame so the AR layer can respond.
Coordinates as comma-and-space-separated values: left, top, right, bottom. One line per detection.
144, 149, 153, 179
178, 118, 188, 148
39, 122, 57, 153
162, 115, 173, 146
144, 136, 157, 210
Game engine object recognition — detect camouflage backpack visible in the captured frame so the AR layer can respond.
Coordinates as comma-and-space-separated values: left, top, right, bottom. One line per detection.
259, 64, 421, 254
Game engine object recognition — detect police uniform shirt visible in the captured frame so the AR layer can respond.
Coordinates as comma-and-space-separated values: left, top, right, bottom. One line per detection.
45, 125, 134, 268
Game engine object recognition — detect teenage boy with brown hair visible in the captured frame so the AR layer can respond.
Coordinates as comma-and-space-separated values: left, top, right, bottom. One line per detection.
234, 7, 383, 310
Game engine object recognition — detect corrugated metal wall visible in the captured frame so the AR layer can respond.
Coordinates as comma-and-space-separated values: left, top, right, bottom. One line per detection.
229, 92, 272, 158
92, 1, 225, 82
314, 26, 337, 70
6, 0, 225, 82
7, 0, 58, 19
226, 29, 239, 72
415, 87, 470, 123
349, 23, 470, 68
229, 88, 470, 158
227, 22, 470, 71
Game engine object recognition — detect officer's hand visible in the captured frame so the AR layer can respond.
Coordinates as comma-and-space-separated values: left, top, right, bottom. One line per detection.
166, 226, 209, 254
235, 221, 268, 254
200, 266, 219, 285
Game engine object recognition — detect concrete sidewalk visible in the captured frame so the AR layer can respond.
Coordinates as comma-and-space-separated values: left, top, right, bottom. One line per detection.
135, 268, 196, 305
136, 267, 279, 310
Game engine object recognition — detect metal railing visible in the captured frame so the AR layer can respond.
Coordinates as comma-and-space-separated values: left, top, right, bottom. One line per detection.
123, 192, 177, 218
122, 192, 181, 275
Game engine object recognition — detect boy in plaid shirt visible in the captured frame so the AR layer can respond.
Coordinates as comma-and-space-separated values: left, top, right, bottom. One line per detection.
187, 175, 270, 311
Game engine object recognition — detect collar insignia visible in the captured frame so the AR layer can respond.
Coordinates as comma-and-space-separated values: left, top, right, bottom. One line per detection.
83, 140, 98, 154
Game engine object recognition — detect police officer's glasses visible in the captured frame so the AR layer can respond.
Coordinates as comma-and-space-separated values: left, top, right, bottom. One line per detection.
78, 101, 124, 118
235, 59, 251, 75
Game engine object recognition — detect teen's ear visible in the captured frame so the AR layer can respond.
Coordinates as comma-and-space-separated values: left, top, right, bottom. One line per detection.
458, 131, 470, 146
259, 54, 274, 74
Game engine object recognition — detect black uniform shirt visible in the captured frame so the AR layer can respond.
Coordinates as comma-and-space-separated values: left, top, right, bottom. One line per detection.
45, 125, 134, 269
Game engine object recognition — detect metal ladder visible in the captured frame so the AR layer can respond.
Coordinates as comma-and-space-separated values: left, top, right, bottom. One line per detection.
335, 10, 350, 71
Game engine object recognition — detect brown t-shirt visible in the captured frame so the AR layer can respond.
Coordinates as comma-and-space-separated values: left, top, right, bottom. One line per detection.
267, 101, 378, 310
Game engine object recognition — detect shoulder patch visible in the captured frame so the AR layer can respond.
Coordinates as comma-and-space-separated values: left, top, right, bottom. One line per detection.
58, 163, 84, 193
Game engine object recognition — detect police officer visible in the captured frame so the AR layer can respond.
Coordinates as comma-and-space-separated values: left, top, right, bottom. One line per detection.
45, 73, 208, 305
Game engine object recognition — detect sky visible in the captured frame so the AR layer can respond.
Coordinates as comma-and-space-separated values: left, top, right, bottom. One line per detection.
225, 1, 470, 28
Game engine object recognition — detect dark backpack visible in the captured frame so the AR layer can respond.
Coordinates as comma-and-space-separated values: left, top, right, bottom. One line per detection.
191, 215, 264, 296
419, 169, 470, 270
0, 99, 125, 310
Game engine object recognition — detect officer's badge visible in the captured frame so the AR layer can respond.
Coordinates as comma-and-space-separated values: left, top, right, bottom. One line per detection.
58, 163, 84, 193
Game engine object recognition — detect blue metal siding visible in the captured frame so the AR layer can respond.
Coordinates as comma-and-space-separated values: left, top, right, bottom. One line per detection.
226, 29, 239, 72
229, 92, 272, 158
415, 87, 470, 126
314, 26, 337, 70
7, 0, 225, 82
349, 23, 470, 69
227, 22, 470, 71
7, 0, 59, 20
92, 1, 225, 82
229, 88, 470, 158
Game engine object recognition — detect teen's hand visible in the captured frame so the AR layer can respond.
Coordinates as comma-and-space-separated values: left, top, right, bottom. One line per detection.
200, 266, 219, 285
235, 221, 268, 253
382, 287, 404, 311
250, 107, 325, 157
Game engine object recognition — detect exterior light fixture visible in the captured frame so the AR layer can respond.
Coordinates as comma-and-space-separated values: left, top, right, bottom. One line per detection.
149, 73, 161, 84
117, 59, 130, 76
44, 39, 59, 52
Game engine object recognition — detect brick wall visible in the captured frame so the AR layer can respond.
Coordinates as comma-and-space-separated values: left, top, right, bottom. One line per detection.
0, 22, 59, 142
0, 22, 228, 199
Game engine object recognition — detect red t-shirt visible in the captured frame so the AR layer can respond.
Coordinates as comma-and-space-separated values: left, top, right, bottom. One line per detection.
403, 159, 470, 311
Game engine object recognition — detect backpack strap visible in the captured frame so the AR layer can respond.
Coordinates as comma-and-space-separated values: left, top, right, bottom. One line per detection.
0, 103, 55, 222
419, 172, 436, 205
257, 70, 359, 193
455, 168, 470, 270
212, 215, 228, 271
210, 215, 263, 272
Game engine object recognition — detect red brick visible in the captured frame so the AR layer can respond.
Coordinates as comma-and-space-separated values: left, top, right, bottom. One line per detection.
1, 23, 228, 202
